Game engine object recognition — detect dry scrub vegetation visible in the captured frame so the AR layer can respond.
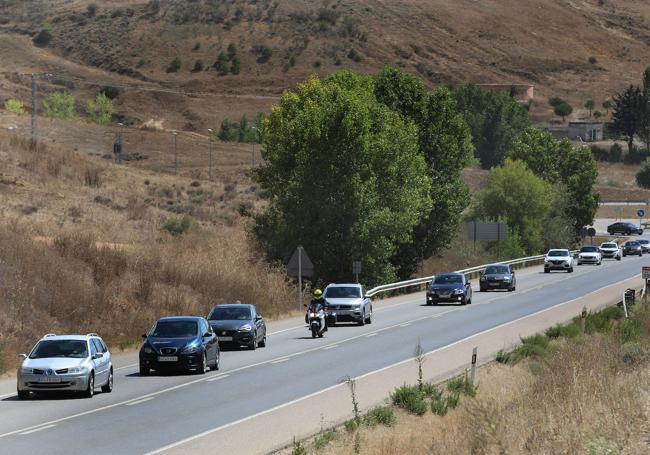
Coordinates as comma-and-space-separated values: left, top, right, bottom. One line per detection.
0, 133, 294, 373
312, 308, 650, 455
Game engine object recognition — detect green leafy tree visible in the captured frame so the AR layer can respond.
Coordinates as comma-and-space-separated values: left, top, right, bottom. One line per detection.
474, 160, 554, 254
611, 85, 643, 153
542, 185, 576, 250
454, 82, 530, 169
593, 110, 603, 120
254, 72, 431, 285
585, 99, 595, 118
636, 158, 650, 188
508, 127, 599, 233
192, 59, 204, 72
373, 66, 474, 278
554, 102, 573, 122
214, 52, 230, 75
231, 55, 241, 74
86, 93, 115, 125
640, 67, 650, 153
44, 92, 76, 120
218, 118, 238, 141
227, 42, 238, 60
32, 26, 53, 47
602, 99, 612, 116
4, 99, 25, 115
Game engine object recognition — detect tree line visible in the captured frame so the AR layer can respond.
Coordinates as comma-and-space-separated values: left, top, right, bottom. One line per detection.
252, 67, 599, 286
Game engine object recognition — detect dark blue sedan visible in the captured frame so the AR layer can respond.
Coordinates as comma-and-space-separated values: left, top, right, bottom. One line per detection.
139, 316, 220, 375
426, 273, 473, 305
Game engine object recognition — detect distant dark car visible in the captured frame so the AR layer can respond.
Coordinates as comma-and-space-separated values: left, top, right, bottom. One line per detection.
139, 316, 219, 375
607, 222, 643, 236
622, 241, 643, 257
426, 273, 472, 305
208, 304, 266, 350
637, 239, 650, 253
479, 264, 516, 292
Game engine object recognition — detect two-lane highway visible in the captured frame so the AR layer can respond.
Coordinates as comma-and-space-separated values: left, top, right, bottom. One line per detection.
0, 251, 647, 454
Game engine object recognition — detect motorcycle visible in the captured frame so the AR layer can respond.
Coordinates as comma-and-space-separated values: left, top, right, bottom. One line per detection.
307, 307, 326, 338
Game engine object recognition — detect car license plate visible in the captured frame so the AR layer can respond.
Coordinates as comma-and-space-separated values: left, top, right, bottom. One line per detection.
158, 356, 178, 362
218, 336, 233, 342
39, 377, 61, 383
490, 282, 500, 286
439, 293, 451, 298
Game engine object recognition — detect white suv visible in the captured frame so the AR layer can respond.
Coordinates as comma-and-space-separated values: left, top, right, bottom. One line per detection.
17, 333, 113, 399
544, 249, 574, 273
599, 242, 622, 261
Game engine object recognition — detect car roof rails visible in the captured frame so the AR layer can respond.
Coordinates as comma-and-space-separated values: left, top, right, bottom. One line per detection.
43, 333, 57, 337
86, 333, 99, 338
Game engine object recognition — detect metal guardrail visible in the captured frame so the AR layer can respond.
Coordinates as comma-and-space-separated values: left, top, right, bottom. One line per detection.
366, 251, 579, 298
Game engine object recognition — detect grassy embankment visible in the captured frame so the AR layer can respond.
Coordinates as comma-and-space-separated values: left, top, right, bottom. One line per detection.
292, 302, 650, 454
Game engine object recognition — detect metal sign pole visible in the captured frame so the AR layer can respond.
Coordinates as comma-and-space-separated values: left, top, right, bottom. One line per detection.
298, 246, 303, 311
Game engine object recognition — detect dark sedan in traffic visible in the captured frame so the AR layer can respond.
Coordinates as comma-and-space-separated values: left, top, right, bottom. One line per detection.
607, 222, 643, 236
208, 304, 267, 350
479, 264, 516, 292
426, 273, 472, 305
139, 316, 220, 375
622, 240, 643, 257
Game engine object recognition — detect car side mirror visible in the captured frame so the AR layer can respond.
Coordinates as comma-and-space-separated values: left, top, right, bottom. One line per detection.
203, 332, 211, 338
18, 353, 27, 359
93, 353, 103, 360
255, 315, 262, 321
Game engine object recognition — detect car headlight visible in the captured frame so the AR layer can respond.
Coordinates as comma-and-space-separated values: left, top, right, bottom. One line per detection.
503, 277, 511, 281
68, 366, 89, 374
238, 324, 252, 332
309, 312, 317, 318
180, 344, 200, 354
453, 289, 464, 294
143, 346, 154, 354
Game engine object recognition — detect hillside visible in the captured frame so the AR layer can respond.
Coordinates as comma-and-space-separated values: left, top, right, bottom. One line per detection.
2, 0, 650, 131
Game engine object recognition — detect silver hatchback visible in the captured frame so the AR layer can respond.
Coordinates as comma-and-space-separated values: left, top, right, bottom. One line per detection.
17, 333, 113, 399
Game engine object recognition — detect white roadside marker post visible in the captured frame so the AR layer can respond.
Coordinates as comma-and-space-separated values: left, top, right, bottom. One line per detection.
470, 347, 477, 385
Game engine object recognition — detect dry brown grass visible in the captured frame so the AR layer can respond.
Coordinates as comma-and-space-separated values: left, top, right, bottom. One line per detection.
315, 316, 650, 455
0, 131, 293, 372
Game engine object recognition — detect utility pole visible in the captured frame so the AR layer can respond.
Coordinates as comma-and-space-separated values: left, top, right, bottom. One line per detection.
172, 131, 178, 174
31, 74, 37, 147
207, 128, 213, 180
251, 125, 257, 167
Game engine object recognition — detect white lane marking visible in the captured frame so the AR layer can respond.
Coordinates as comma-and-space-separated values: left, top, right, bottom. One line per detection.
125, 397, 155, 406
0, 392, 16, 399
20, 425, 56, 435
115, 363, 138, 372
323, 345, 338, 350
364, 333, 378, 338
271, 358, 290, 364
399, 322, 411, 327
207, 374, 229, 382
144, 273, 642, 455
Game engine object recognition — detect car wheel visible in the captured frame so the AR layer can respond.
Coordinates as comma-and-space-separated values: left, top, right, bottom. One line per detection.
568, 267, 573, 273
17, 390, 29, 400
197, 352, 207, 374
259, 334, 266, 348
365, 308, 372, 324
213, 350, 220, 370
83, 372, 95, 398
250, 333, 258, 351
479, 286, 486, 292
544, 269, 550, 274
101, 368, 114, 393
358, 311, 365, 326
139, 365, 149, 376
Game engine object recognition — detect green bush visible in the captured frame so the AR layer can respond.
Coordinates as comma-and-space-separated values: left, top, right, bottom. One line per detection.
162, 216, 193, 236
553, 102, 573, 121
509, 334, 550, 362
87, 4, 98, 17
586, 305, 623, 333
4, 99, 25, 115
192, 59, 204, 72
588, 56, 598, 65
619, 318, 642, 344
313, 431, 335, 449
33, 27, 53, 47
446, 373, 477, 397
446, 391, 460, 409
291, 438, 307, 455
636, 158, 650, 189
495, 349, 511, 364
347, 48, 362, 62
431, 397, 448, 416
231, 55, 241, 74
253, 45, 272, 64
86, 93, 115, 125
167, 56, 181, 73
343, 418, 359, 433
363, 406, 396, 427
214, 52, 230, 75
44, 92, 76, 120
391, 384, 428, 415
545, 322, 580, 339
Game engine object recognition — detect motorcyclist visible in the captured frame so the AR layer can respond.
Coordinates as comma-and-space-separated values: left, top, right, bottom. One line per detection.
305, 289, 328, 332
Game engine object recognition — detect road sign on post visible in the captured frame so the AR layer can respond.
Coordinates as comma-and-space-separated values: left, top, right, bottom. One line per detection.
287, 246, 314, 310
352, 261, 362, 283
638, 208, 645, 228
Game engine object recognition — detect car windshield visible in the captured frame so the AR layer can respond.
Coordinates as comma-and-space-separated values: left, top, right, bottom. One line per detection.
208, 307, 251, 321
433, 274, 463, 285
29, 340, 88, 359
600, 243, 617, 249
625, 241, 639, 246
548, 250, 569, 257
325, 287, 361, 298
639, 240, 649, 245
580, 246, 599, 252
485, 265, 509, 274
150, 321, 198, 338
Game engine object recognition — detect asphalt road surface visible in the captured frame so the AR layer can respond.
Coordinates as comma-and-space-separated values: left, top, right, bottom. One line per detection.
0, 251, 647, 455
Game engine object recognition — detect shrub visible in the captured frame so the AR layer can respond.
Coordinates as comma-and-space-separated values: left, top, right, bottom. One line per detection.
4, 99, 25, 115
84, 166, 103, 187
431, 397, 448, 416
446, 391, 460, 409
347, 48, 362, 62
227, 42, 238, 59
86, 93, 115, 125
33, 27, 53, 47
87, 4, 98, 17
313, 60, 321, 68
253, 45, 272, 64
391, 384, 427, 415
495, 349, 511, 364
507, 334, 549, 362
44, 92, 76, 120
0, 15, 10, 24
548, 96, 566, 107
588, 56, 597, 64
231, 55, 240, 75
167, 56, 181, 73
343, 418, 359, 433
313, 431, 335, 449
192, 42, 201, 51
363, 406, 396, 427
446, 373, 477, 397
291, 438, 307, 455
553, 102, 573, 121
100, 86, 120, 99
619, 318, 642, 344
162, 216, 193, 236
192, 59, 204, 72
214, 52, 230, 75
636, 158, 650, 189
317, 7, 339, 25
